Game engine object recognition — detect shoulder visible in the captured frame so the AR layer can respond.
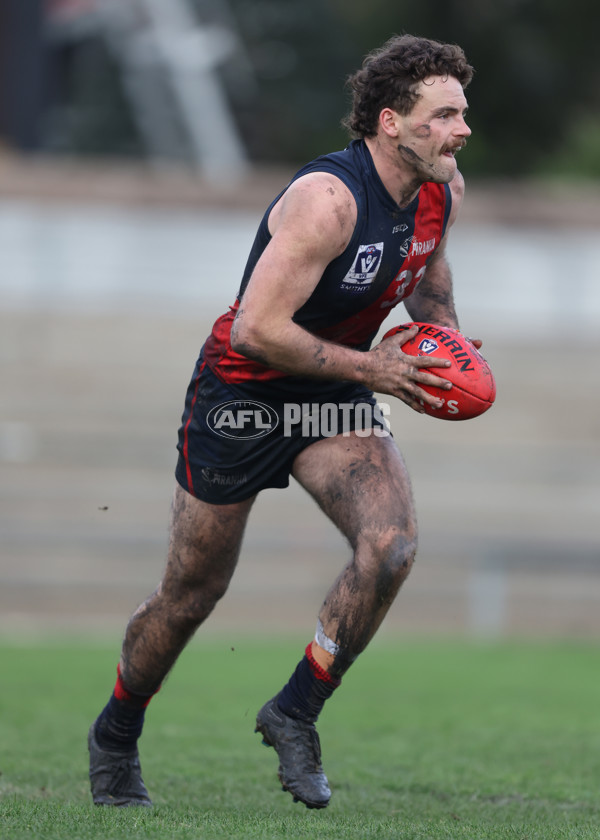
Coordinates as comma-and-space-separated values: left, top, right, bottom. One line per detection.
446, 169, 466, 228
285, 169, 355, 204
268, 171, 358, 256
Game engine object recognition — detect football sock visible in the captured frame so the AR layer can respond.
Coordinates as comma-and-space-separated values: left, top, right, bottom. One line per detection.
94, 665, 158, 753
276, 643, 341, 723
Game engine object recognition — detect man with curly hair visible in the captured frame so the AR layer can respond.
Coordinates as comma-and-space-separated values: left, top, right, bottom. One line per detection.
88, 34, 476, 810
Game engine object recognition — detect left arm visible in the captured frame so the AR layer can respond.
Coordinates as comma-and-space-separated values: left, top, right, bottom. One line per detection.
403, 237, 458, 328
403, 170, 464, 329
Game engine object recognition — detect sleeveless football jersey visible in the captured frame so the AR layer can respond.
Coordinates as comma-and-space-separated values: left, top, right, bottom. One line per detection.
203, 139, 451, 393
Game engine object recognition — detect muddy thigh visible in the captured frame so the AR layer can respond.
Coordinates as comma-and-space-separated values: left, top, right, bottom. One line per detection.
292, 432, 417, 678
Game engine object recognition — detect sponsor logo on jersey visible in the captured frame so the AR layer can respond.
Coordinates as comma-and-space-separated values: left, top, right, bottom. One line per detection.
392, 223, 409, 234
410, 237, 436, 256
207, 400, 278, 439
341, 242, 384, 289
418, 338, 439, 354
399, 236, 413, 259
201, 468, 248, 486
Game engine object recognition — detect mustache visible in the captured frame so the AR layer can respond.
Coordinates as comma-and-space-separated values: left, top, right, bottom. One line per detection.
444, 139, 468, 154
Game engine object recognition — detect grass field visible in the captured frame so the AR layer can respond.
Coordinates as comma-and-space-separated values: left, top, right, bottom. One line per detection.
1, 636, 599, 839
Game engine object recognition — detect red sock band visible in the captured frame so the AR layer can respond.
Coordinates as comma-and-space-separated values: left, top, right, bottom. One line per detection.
305, 642, 341, 687
114, 664, 159, 708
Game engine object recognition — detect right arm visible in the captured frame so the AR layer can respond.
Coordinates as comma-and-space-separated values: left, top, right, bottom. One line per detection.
231, 173, 451, 411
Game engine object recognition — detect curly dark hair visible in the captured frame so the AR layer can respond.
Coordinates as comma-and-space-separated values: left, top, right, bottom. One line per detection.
343, 34, 474, 138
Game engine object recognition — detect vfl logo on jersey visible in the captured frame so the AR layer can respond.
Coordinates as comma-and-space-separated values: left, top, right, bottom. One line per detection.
418, 338, 439, 355
341, 242, 384, 288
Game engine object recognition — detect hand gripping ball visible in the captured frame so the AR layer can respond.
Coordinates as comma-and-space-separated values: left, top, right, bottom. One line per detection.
382, 322, 496, 420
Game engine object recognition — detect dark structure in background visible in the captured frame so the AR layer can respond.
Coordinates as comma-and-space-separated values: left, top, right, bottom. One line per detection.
0, 0, 46, 151
36, 0, 250, 180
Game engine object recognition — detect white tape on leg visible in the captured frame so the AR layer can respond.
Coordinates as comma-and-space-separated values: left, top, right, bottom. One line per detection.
314, 619, 340, 657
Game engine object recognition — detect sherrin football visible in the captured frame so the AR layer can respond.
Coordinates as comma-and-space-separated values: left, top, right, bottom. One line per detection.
382, 322, 496, 420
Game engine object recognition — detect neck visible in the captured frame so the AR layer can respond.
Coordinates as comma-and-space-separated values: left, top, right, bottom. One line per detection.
364, 135, 423, 208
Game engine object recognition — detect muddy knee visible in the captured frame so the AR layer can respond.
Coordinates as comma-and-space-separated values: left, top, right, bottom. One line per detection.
157, 552, 234, 633
171, 574, 231, 629
362, 528, 417, 595
317, 529, 417, 678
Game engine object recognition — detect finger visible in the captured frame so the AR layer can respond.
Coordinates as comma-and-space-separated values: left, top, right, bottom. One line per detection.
397, 325, 419, 344
406, 354, 451, 370
413, 371, 453, 391
398, 390, 427, 414
466, 336, 483, 349
414, 388, 446, 410
400, 361, 452, 393
399, 381, 447, 410
381, 325, 419, 348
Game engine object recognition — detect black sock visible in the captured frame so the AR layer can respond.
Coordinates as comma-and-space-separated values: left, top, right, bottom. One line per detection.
276, 643, 341, 723
94, 694, 147, 752
93, 665, 158, 753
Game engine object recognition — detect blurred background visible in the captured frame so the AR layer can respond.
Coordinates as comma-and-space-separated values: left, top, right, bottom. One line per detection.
1, 0, 599, 640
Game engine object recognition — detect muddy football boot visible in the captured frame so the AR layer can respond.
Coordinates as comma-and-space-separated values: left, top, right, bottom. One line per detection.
255, 695, 331, 809
88, 724, 152, 807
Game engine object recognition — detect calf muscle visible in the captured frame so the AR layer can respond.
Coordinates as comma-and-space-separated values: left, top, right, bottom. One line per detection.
120, 485, 255, 693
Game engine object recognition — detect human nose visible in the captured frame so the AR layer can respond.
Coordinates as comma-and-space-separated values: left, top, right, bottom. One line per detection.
458, 115, 471, 137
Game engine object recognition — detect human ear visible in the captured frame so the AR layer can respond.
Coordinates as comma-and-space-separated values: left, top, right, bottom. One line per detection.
379, 108, 400, 137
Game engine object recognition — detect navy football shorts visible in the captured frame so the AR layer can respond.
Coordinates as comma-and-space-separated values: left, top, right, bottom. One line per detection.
175, 356, 390, 504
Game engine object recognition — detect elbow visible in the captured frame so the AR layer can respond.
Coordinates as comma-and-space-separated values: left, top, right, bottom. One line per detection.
230, 317, 254, 357
230, 312, 268, 363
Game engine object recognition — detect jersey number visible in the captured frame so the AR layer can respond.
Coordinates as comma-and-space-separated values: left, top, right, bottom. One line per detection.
380, 266, 427, 310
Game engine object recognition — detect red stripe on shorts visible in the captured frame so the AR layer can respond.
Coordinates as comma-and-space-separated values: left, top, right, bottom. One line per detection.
182, 361, 206, 495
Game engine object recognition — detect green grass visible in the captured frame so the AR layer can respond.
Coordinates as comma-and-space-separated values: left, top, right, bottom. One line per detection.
1, 636, 600, 838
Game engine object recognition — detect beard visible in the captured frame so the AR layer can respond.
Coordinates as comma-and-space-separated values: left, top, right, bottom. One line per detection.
397, 143, 459, 184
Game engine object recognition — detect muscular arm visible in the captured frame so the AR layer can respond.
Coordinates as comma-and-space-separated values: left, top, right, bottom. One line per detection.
231, 171, 453, 408
231, 171, 361, 381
